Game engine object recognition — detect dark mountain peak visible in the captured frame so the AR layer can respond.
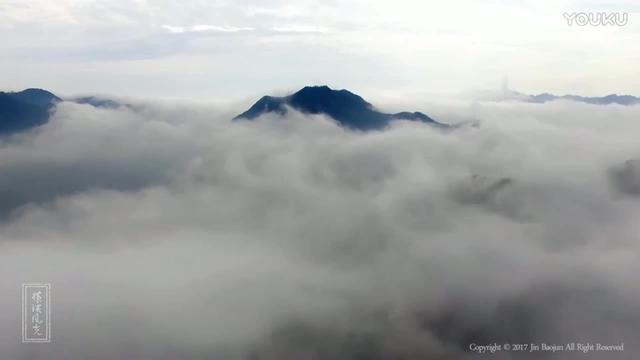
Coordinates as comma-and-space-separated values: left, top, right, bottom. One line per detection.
17, 88, 59, 97
8, 88, 61, 107
289, 85, 373, 112
235, 86, 445, 130
293, 85, 370, 103
0, 88, 60, 135
293, 85, 347, 98
296, 85, 331, 93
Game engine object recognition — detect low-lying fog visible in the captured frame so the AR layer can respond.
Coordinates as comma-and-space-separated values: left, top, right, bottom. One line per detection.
2, 98, 639, 359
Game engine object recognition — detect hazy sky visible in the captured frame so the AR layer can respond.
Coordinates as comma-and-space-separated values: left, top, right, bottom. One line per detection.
1, 0, 639, 99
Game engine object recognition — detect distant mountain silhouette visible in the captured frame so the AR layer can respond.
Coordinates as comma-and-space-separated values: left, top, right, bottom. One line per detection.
235, 86, 445, 130
0, 89, 60, 135
487, 86, 640, 106
528, 93, 640, 105
71, 96, 130, 109
8, 88, 61, 107
0, 88, 142, 135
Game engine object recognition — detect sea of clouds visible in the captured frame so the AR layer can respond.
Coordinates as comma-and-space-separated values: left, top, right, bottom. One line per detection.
1, 98, 639, 359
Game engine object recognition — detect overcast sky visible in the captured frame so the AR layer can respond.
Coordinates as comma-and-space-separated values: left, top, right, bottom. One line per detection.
1, 0, 639, 99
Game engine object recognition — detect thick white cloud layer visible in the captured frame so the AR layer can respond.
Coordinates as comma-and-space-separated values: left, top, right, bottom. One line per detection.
1, 99, 640, 359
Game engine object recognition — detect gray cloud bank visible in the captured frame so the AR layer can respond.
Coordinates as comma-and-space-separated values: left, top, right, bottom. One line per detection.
1, 99, 640, 359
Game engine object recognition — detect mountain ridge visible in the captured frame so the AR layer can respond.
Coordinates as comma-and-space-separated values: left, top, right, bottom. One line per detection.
527, 92, 640, 105
485, 87, 640, 106
234, 85, 446, 130
0, 89, 59, 134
